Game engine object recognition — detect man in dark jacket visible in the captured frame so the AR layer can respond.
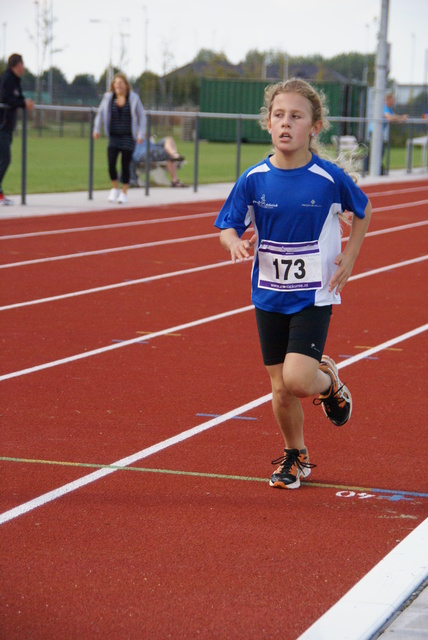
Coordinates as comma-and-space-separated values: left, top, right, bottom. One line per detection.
0, 53, 34, 205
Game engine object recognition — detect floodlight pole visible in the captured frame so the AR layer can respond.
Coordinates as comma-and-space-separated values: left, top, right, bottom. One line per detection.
142, 5, 148, 72
89, 19, 114, 90
369, 0, 389, 176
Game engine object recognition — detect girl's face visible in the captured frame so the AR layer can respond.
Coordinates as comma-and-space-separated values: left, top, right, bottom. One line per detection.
267, 91, 321, 165
113, 77, 127, 95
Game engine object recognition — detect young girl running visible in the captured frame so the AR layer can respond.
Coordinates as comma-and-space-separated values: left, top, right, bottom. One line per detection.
215, 78, 372, 490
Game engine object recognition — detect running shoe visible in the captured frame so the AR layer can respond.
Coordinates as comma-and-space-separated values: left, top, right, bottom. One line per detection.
269, 448, 315, 490
0, 193, 14, 206
108, 188, 120, 203
314, 355, 352, 426
117, 192, 127, 204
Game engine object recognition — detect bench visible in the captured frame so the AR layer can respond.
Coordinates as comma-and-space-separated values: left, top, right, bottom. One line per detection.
131, 157, 186, 187
331, 135, 368, 174
331, 135, 359, 154
405, 135, 428, 172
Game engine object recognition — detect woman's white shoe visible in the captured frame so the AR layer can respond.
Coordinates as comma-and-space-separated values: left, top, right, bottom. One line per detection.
108, 188, 120, 203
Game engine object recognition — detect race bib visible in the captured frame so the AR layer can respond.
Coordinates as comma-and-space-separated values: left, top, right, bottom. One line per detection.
258, 239, 322, 292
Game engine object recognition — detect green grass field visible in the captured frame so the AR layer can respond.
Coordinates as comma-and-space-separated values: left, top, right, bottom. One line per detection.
3, 133, 422, 195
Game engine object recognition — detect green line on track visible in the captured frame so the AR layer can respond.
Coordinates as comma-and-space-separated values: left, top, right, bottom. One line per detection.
2, 456, 428, 498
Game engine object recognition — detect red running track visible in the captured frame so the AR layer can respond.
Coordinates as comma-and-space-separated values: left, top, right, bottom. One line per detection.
0, 181, 427, 639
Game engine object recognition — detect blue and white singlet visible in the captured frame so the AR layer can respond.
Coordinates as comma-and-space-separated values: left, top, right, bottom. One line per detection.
215, 154, 369, 314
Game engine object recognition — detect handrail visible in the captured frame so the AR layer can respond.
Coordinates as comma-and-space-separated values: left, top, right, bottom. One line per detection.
3, 103, 427, 204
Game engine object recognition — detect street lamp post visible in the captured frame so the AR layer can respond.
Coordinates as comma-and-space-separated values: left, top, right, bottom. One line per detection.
142, 5, 148, 72
369, 0, 390, 176
89, 19, 114, 90
2, 22, 6, 61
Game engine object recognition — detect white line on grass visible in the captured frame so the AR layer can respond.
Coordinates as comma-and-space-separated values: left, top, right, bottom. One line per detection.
0, 322, 426, 528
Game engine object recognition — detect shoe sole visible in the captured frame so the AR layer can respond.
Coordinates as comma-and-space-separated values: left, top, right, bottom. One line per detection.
269, 467, 311, 490
321, 388, 352, 426
320, 356, 352, 426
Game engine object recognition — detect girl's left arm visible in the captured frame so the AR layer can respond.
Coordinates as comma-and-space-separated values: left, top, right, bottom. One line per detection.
329, 200, 372, 293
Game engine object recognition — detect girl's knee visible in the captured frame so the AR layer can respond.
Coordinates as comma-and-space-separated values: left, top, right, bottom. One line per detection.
272, 385, 294, 409
282, 371, 312, 398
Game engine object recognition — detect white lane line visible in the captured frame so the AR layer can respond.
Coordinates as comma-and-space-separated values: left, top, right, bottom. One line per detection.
363, 220, 427, 237
349, 255, 427, 281
1, 194, 427, 242
297, 517, 428, 640
1, 232, 426, 312
1, 218, 426, 271
0, 232, 219, 269
0, 256, 428, 382
366, 185, 428, 198
0, 322, 426, 527
1, 256, 427, 379
0, 211, 218, 240
0, 392, 272, 526
371, 199, 428, 213
0, 305, 254, 381
0, 261, 232, 311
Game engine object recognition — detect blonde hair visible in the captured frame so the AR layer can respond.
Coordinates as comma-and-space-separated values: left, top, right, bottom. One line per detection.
260, 78, 357, 226
260, 78, 330, 156
110, 73, 132, 96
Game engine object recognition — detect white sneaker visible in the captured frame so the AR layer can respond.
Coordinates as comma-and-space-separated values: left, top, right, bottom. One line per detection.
0, 194, 14, 206
108, 188, 120, 203
117, 192, 127, 204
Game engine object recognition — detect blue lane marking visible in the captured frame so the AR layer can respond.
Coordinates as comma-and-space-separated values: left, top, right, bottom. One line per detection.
111, 339, 148, 344
376, 494, 415, 502
339, 354, 379, 360
370, 487, 428, 499
196, 413, 258, 421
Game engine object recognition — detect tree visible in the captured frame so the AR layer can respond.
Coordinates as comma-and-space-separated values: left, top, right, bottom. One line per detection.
40, 66, 68, 103
243, 50, 265, 78
68, 74, 98, 105
134, 71, 162, 109
326, 52, 375, 83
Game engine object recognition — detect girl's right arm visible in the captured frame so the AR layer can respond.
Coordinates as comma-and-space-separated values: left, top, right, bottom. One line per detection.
220, 228, 256, 263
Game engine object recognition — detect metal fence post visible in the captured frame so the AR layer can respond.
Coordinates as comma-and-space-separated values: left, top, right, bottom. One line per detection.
236, 116, 242, 181
21, 108, 27, 205
145, 113, 151, 196
193, 115, 200, 192
88, 109, 95, 200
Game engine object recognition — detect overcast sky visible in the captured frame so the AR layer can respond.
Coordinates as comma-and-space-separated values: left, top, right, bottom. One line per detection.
2, 0, 428, 86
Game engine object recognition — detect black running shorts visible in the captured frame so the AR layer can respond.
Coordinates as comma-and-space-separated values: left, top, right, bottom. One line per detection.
254, 305, 332, 366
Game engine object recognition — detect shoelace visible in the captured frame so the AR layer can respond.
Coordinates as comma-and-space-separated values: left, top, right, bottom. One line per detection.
313, 383, 348, 409
271, 450, 317, 474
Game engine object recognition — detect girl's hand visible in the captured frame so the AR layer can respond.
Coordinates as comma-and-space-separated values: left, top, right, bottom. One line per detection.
330, 201, 372, 293
328, 251, 356, 293
229, 234, 256, 263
